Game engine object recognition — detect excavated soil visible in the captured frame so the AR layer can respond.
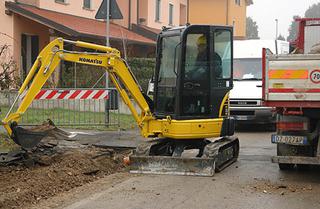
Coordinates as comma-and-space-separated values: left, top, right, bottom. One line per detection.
250, 178, 314, 195
0, 146, 128, 209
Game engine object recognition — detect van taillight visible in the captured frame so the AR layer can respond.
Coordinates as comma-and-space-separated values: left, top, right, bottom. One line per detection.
277, 122, 307, 131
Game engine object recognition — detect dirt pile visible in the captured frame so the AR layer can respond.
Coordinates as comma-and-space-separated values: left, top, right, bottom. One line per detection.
0, 147, 128, 209
250, 178, 314, 195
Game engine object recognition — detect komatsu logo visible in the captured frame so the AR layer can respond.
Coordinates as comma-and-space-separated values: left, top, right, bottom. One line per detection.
79, 58, 103, 64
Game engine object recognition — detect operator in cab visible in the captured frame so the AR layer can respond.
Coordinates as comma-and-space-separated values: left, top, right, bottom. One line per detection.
187, 35, 222, 80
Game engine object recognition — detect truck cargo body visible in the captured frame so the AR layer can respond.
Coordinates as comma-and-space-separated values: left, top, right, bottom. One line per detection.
263, 49, 320, 169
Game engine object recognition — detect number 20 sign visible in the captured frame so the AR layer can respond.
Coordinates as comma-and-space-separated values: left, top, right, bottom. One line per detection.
310, 70, 320, 84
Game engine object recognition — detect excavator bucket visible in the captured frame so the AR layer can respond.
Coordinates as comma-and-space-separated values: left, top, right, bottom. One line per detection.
10, 120, 69, 149
129, 137, 239, 176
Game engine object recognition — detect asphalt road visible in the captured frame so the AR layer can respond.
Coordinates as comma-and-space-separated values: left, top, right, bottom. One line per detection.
38, 128, 320, 209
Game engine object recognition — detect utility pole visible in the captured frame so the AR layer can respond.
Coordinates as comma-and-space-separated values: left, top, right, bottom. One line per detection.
95, 0, 123, 126
105, 0, 110, 89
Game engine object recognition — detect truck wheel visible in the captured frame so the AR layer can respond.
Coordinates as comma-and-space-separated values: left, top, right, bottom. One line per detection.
278, 163, 294, 170
296, 164, 310, 170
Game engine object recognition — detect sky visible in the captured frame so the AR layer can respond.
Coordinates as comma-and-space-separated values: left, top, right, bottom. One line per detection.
247, 0, 320, 40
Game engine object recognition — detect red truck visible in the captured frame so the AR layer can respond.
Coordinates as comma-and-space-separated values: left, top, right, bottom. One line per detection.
263, 18, 320, 169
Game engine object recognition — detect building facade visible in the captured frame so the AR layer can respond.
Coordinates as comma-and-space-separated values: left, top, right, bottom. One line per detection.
188, 0, 253, 39
0, 0, 252, 81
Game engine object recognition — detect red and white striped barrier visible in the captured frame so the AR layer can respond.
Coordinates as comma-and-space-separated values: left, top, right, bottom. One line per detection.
23, 89, 110, 100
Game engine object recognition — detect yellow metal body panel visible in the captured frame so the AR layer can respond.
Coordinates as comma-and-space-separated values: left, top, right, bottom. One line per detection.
142, 118, 223, 139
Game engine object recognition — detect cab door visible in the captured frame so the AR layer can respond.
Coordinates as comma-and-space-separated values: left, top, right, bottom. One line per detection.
178, 25, 233, 119
210, 27, 233, 118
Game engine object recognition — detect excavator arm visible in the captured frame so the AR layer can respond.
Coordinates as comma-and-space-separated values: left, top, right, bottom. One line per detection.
2, 38, 156, 147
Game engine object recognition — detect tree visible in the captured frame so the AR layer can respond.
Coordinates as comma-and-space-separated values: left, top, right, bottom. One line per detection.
287, 3, 320, 42
0, 45, 19, 90
305, 2, 320, 18
277, 34, 285, 41
287, 15, 301, 42
246, 17, 259, 39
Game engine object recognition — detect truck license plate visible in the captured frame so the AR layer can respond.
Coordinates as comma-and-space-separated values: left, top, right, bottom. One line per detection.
271, 134, 308, 145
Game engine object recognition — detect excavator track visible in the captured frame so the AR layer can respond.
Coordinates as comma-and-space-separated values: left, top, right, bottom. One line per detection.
129, 137, 239, 176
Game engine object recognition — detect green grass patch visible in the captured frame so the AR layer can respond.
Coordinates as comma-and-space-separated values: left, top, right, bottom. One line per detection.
0, 106, 136, 131
0, 133, 18, 151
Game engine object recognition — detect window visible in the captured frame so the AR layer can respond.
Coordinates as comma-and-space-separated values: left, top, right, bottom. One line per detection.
55, 0, 66, 4
182, 33, 210, 115
155, 0, 161, 22
169, 4, 174, 25
214, 29, 232, 79
156, 35, 180, 114
233, 58, 262, 80
83, 0, 91, 9
235, 0, 241, 6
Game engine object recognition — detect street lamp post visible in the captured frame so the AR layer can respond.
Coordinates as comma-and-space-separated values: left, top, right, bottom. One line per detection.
275, 19, 278, 40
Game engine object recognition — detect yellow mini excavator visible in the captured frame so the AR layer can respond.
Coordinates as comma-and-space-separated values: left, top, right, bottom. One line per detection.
1, 25, 239, 176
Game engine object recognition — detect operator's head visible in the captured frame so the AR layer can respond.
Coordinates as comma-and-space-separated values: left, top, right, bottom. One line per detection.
196, 35, 207, 53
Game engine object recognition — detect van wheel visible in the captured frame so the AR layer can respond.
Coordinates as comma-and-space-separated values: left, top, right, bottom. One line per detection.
297, 164, 309, 170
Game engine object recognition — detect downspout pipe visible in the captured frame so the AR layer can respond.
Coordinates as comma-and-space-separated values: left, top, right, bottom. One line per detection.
129, 0, 131, 29
187, 0, 189, 23
226, 0, 229, 25
137, 0, 140, 24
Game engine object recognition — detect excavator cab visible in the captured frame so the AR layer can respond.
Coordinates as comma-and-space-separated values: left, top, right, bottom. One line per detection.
154, 25, 233, 120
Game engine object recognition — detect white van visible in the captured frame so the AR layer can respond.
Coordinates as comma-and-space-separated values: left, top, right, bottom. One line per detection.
230, 40, 289, 124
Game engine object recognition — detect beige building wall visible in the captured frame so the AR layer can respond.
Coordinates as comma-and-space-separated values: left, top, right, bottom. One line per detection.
38, 0, 102, 19
189, 0, 227, 25
0, 0, 15, 64
227, 0, 247, 37
38, 0, 137, 29
16, 0, 40, 6
14, 0, 188, 30
12, 14, 50, 74
146, 0, 187, 28
138, 0, 148, 24
188, 0, 249, 38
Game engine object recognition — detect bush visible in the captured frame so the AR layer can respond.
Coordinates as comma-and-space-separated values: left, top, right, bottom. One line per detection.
0, 45, 19, 90
58, 58, 156, 93
58, 62, 106, 88
127, 58, 155, 92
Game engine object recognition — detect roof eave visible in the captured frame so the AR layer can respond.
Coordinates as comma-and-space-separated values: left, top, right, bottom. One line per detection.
5, 2, 155, 46
246, 0, 253, 6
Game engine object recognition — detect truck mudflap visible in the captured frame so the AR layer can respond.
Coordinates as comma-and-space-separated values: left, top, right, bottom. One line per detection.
272, 156, 320, 165
129, 137, 239, 176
